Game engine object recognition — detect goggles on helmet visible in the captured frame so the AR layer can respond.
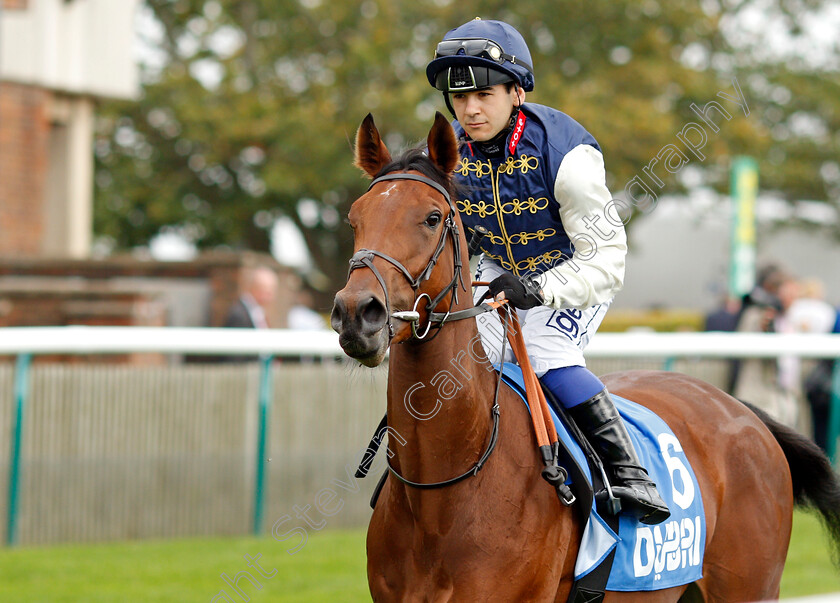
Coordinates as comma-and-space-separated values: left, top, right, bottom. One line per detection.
433, 38, 533, 73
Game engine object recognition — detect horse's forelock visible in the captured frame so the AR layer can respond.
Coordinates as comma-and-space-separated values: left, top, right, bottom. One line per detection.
374, 148, 456, 200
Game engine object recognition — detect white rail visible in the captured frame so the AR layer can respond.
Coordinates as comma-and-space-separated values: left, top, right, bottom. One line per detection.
0, 327, 344, 356
587, 332, 840, 359
0, 327, 838, 358
0, 326, 838, 547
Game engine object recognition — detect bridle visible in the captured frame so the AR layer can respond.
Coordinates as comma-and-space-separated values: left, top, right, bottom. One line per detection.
347, 167, 574, 503
347, 170, 503, 490
347, 171, 469, 341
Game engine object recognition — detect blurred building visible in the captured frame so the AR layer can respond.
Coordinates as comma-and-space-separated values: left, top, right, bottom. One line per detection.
0, 1, 300, 349
0, 252, 300, 329
0, 0, 139, 258
614, 196, 840, 313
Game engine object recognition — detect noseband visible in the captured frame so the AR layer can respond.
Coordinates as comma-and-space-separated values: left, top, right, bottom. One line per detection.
347, 172, 467, 340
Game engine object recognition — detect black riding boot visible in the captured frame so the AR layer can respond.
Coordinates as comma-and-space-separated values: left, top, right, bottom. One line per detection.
569, 390, 670, 525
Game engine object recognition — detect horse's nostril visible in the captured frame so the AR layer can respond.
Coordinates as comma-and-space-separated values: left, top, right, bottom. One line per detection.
359, 296, 387, 334
330, 297, 346, 333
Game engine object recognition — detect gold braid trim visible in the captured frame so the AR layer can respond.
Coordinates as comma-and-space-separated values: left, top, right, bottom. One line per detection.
480, 249, 571, 274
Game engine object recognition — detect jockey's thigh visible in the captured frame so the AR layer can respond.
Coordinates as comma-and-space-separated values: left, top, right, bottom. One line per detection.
474, 258, 611, 377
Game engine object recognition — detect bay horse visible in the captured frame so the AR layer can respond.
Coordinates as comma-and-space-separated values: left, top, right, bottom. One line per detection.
330, 112, 840, 601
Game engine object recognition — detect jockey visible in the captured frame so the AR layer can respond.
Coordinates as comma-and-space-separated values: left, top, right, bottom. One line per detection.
426, 18, 670, 525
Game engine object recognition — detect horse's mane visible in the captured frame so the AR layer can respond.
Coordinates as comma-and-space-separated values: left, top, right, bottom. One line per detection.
375, 147, 458, 199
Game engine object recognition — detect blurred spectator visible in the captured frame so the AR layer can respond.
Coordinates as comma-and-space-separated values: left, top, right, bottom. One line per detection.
705, 296, 742, 394
726, 265, 786, 393
287, 290, 328, 330
704, 297, 741, 332
789, 279, 839, 453
220, 266, 278, 362
224, 266, 278, 330
774, 277, 804, 421
732, 265, 800, 426
786, 279, 837, 335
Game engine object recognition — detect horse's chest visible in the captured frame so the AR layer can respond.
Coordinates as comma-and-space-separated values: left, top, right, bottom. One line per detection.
369, 499, 568, 600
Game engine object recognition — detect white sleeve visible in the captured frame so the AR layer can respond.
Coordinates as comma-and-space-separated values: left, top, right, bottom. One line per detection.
537, 144, 627, 310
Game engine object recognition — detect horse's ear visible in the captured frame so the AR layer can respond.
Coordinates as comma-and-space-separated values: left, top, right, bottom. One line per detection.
426, 112, 459, 175
354, 113, 392, 178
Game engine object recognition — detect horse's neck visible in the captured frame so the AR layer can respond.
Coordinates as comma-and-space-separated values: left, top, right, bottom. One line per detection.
386, 316, 499, 481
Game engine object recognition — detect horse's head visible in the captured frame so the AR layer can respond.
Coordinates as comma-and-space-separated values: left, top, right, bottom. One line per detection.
331, 112, 464, 366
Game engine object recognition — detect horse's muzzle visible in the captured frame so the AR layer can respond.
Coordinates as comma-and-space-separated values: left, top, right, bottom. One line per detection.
330, 293, 389, 366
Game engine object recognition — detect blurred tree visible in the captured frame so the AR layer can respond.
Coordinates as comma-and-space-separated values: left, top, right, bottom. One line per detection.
95, 0, 839, 301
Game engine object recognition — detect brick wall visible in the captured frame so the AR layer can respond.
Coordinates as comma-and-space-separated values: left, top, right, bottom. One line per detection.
0, 82, 49, 256
0, 289, 166, 328
0, 252, 298, 363
0, 251, 298, 329
0, 288, 167, 364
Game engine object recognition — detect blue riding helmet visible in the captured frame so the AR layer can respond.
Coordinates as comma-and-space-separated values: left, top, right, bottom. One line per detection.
426, 19, 535, 93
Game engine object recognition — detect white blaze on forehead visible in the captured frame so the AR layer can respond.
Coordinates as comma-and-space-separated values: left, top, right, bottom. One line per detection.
378, 184, 398, 197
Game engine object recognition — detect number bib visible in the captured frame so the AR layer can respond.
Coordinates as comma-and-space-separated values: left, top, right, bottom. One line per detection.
598, 395, 706, 591
497, 364, 706, 592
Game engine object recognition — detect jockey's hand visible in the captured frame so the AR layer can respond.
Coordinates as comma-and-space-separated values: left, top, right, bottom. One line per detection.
483, 273, 544, 309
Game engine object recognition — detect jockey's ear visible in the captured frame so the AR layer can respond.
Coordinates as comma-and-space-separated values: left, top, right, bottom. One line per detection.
427, 112, 458, 175
354, 113, 392, 178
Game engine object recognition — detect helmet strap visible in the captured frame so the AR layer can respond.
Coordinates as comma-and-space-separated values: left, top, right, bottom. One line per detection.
443, 92, 456, 118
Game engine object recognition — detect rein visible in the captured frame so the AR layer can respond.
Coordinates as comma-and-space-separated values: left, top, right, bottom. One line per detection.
349, 170, 573, 503
349, 170, 503, 490
385, 303, 508, 490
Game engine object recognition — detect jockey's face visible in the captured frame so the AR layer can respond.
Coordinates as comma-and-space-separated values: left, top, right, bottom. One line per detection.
450, 84, 525, 142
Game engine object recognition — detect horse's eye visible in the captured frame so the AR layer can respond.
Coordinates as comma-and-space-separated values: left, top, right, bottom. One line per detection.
425, 211, 442, 229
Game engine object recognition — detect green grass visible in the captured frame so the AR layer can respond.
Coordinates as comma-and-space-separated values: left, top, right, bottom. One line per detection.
0, 530, 371, 603
781, 510, 840, 597
0, 511, 836, 601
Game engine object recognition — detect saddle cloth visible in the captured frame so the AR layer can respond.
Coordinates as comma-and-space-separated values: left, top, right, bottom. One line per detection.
498, 363, 705, 591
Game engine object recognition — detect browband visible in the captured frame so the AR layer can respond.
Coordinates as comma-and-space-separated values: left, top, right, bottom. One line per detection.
369, 173, 453, 208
